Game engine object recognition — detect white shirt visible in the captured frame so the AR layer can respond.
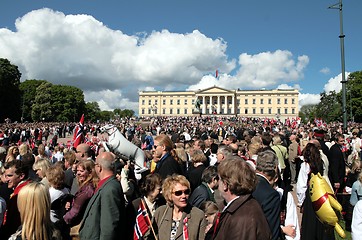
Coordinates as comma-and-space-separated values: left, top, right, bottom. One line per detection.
276, 187, 300, 240
352, 200, 362, 240
296, 162, 310, 205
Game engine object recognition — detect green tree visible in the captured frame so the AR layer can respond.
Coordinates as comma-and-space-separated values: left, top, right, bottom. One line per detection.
347, 71, 362, 122
19, 79, 47, 122
0, 58, 22, 122
99, 110, 114, 122
299, 104, 317, 123
51, 85, 85, 122
85, 102, 101, 122
315, 91, 342, 123
120, 109, 135, 118
31, 82, 53, 121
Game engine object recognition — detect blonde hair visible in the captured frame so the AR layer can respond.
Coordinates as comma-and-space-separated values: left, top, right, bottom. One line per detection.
18, 182, 58, 240
33, 159, 51, 178
191, 149, 207, 163
19, 143, 30, 156
162, 174, 190, 204
77, 160, 99, 188
46, 165, 65, 189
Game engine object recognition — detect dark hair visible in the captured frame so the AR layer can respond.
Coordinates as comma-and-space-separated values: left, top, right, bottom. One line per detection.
4, 160, 29, 179
303, 143, 323, 175
261, 132, 272, 146
201, 166, 218, 184
140, 173, 162, 197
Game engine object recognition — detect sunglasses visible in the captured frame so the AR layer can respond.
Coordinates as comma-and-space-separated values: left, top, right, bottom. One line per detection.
173, 189, 190, 196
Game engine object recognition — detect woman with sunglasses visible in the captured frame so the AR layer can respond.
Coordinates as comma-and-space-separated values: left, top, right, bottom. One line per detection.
153, 134, 183, 179
151, 174, 206, 240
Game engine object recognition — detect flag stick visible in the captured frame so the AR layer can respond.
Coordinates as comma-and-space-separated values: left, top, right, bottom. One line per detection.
141, 198, 158, 240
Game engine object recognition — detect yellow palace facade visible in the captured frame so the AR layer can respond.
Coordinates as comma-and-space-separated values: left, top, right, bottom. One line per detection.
138, 86, 299, 120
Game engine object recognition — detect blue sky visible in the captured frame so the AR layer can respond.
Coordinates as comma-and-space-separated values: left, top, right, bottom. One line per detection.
1, 0, 361, 112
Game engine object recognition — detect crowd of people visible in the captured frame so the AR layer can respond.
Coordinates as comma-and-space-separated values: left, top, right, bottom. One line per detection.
0, 116, 361, 240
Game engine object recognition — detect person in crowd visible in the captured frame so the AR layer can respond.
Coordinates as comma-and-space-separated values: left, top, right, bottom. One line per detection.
296, 143, 333, 239
5, 146, 19, 162
33, 158, 51, 187
129, 173, 164, 239
352, 200, 362, 240
1, 160, 31, 240
79, 152, 126, 240
212, 157, 271, 239
8, 182, 61, 240
0, 195, 5, 226
153, 134, 183, 179
246, 142, 261, 170
21, 153, 39, 182
63, 151, 77, 191
288, 134, 299, 184
17, 143, 29, 160
35, 144, 49, 162
309, 139, 332, 188
350, 171, 362, 206
75, 143, 94, 161
188, 166, 219, 208
252, 150, 281, 240
52, 146, 64, 164
152, 174, 206, 240
215, 145, 232, 166
208, 143, 218, 166
200, 201, 219, 234
47, 165, 70, 224
115, 160, 137, 205
271, 135, 288, 183
187, 149, 207, 192
329, 133, 347, 193
272, 172, 299, 240
64, 160, 97, 224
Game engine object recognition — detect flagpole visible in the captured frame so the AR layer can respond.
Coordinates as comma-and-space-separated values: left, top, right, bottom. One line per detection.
141, 199, 158, 240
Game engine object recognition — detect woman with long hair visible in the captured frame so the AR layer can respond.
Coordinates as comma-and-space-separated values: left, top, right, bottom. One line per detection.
63, 159, 98, 226
153, 134, 182, 179
5, 146, 19, 162
296, 143, 331, 239
9, 182, 61, 240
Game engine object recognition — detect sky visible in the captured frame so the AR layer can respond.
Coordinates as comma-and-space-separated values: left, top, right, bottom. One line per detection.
0, 0, 361, 114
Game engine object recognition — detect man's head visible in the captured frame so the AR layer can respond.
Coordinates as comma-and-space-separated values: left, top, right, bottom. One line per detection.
4, 160, 29, 189
76, 143, 92, 161
289, 134, 296, 142
261, 132, 272, 146
216, 145, 232, 163
256, 150, 278, 181
218, 157, 257, 201
95, 152, 115, 179
335, 133, 345, 146
201, 166, 219, 190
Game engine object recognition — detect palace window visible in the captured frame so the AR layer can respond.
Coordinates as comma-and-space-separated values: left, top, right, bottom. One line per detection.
284, 99, 288, 104
277, 98, 280, 104
163, 99, 166, 105
142, 100, 145, 105
245, 99, 248, 104
260, 99, 264, 104
284, 108, 288, 114
252, 99, 256, 104
260, 108, 264, 114
177, 99, 180, 105
170, 99, 173, 105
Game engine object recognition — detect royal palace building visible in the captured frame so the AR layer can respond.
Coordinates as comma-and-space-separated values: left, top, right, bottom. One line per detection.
138, 86, 299, 120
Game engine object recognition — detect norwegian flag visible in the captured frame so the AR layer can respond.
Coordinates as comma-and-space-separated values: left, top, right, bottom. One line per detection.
134, 200, 151, 240
72, 114, 84, 148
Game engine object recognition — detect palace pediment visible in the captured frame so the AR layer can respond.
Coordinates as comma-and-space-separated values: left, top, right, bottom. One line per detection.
196, 86, 234, 94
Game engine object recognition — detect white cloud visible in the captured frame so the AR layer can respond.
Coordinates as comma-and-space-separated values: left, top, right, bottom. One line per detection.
0, 9, 313, 113
276, 84, 302, 91
0, 8, 235, 111
299, 93, 320, 107
323, 72, 350, 93
320, 67, 330, 74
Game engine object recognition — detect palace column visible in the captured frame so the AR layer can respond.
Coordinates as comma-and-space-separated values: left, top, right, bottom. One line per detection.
231, 95, 235, 114
217, 95, 221, 114
202, 96, 206, 114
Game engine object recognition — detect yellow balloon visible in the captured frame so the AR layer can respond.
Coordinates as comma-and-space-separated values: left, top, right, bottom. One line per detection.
309, 173, 346, 239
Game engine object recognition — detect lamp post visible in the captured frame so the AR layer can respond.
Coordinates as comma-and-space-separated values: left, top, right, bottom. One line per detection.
329, 0, 347, 131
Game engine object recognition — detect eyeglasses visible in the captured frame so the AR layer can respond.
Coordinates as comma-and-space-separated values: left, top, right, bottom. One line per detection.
172, 189, 190, 196
153, 145, 158, 149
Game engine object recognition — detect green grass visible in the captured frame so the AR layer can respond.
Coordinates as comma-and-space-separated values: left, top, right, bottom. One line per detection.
334, 219, 351, 240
